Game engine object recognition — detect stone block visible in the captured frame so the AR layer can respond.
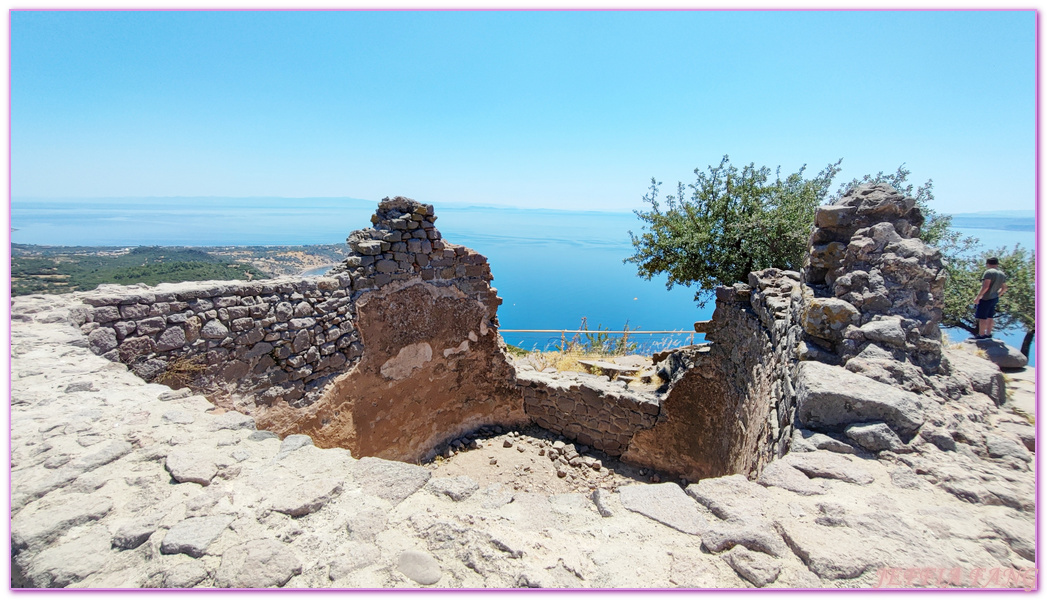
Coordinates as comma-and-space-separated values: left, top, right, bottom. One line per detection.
119, 304, 151, 320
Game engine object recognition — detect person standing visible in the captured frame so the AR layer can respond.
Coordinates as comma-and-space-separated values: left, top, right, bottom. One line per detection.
972, 257, 1008, 339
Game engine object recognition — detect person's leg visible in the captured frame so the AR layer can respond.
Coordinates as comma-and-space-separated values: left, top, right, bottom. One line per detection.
975, 300, 990, 337
985, 299, 999, 338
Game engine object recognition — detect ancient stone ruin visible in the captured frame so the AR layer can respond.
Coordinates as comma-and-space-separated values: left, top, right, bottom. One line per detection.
10, 187, 1034, 588
65, 190, 1027, 477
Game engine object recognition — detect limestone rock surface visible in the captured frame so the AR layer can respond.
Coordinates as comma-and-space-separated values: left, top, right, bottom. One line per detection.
796, 361, 924, 435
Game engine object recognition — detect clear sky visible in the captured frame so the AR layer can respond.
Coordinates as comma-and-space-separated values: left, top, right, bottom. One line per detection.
10, 9, 1036, 214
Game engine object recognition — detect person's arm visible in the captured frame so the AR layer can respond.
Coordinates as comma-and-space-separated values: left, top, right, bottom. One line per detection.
999, 282, 1008, 295
974, 279, 991, 303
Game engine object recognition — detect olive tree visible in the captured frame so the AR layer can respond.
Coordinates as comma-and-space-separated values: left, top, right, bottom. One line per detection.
626, 155, 842, 306
629, 159, 1034, 356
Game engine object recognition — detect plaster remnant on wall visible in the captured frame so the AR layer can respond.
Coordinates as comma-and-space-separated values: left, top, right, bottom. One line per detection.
381, 342, 433, 380
443, 340, 469, 358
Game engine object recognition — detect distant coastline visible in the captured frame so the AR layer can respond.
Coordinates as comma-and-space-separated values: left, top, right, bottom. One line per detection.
302, 264, 336, 277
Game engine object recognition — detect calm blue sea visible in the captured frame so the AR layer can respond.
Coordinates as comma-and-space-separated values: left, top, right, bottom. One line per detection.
10, 198, 1035, 363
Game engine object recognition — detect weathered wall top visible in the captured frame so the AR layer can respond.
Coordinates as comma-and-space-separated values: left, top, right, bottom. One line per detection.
801, 184, 946, 387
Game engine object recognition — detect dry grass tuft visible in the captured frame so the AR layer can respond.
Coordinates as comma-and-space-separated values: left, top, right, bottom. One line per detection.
155, 356, 208, 388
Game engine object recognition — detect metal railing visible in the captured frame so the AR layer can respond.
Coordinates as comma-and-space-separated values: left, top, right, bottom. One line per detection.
499, 328, 699, 355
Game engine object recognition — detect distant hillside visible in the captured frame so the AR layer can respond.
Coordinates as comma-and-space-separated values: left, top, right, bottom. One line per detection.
11, 243, 352, 296
11, 246, 268, 296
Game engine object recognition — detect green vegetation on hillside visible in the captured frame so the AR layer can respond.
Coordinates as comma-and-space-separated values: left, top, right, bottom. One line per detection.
11, 246, 268, 296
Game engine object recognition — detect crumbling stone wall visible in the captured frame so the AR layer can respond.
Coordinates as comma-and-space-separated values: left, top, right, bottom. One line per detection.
517, 371, 660, 455
72, 185, 959, 477
620, 269, 806, 481
615, 184, 952, 480
333, 196, 497, 305
72, 276, 361, 411
802, 184, 947, 390
77, 197, 521, 463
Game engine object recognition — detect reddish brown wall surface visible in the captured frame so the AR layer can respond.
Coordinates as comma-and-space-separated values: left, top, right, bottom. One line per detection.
256, 280, 526, 462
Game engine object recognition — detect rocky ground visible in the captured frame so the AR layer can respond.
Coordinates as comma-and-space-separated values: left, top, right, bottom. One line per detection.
9, 293, 1038, 590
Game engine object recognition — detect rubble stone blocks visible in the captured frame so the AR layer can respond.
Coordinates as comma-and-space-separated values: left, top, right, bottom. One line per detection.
803, 183, 946, 380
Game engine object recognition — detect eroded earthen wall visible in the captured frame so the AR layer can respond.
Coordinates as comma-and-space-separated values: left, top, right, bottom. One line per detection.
269, 278, 526, 462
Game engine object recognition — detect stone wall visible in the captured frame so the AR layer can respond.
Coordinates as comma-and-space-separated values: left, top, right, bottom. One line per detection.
517, 371, 660, 456
76, 197, 521, 463
73, 276, 360, 412
802, 184, 947, 391
509, 267, 808, 483
71, 185, 962, 479
620, 269, 806, 481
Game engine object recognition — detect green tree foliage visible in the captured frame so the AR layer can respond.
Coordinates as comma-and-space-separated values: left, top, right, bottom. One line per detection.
626, 155, 842, 306
629, 159, 1035, 355
942, 245, 1035, 356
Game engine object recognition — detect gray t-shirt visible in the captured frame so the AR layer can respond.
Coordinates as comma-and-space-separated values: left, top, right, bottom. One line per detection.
982, 268, 1007, 300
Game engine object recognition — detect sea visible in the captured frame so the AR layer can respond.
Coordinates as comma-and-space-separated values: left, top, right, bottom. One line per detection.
10, 197, 1036, 364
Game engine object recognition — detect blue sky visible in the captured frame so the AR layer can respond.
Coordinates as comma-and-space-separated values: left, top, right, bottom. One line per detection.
10, 10, 1036, 214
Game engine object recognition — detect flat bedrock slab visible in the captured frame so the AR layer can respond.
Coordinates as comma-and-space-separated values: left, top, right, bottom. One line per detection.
345, 507, 389, 543
215, 538, 303, 588
781, 451, 874, 485
619, 482, 706, 535
757, 461, 827, 496
962, 338, 1028, 370
722, 546, 782, 588
701, 521, 788, 557
845, 422, 907, 453
161, 561, 211, 588
796, 361, 925, 435
943, 348, 1006, 405
210, 411, 256, 431
165, 450, 218, 486
352, 456, 432, 505
269, 479, 344, 517
274, 434, 313, 460
426, 475, 480, 502
685, 474, 772, 522
985, 515, 1035, 562
21, 532, 111, 588
329, 542, 382, 581
775, 519, 878, 580
160, 515, 234, 558
984, 433, 1032, 463
112, 520, 159, 550
12, 494, 114, 551
791, 429, 858, 455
